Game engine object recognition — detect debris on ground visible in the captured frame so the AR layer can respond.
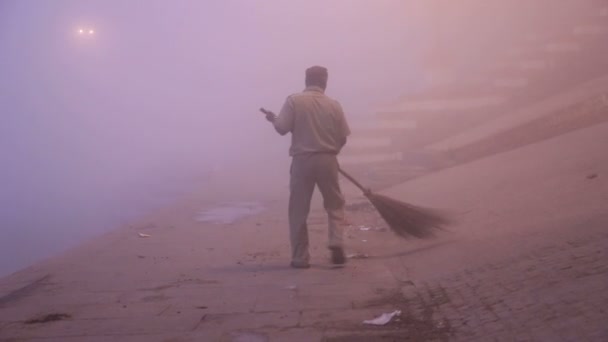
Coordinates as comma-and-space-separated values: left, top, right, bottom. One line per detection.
285, 285, 298, 291
138, 233, 151, 238
347, 253, 370, 259
363, 310, 401, 325
348, 224, 386, 232
25, 313, 71, 324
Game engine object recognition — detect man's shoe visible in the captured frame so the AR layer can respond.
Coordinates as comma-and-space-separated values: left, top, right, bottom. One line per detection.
290, 261, 311, 269
329, 246, 346, 265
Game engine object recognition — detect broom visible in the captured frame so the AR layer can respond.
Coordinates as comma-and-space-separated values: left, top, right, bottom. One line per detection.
260, 107, 450, 239
338, 168, 450, 239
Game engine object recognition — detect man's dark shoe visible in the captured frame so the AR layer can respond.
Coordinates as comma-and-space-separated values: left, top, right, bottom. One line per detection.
290, 261, 311, 269
329, 246, 346, 265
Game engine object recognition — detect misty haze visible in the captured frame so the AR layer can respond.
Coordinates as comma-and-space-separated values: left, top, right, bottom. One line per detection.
1, 0, 607, 340
1, 0, 421, 276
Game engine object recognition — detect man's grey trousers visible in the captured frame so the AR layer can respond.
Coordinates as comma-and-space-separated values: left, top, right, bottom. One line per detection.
289, 153, 346, 264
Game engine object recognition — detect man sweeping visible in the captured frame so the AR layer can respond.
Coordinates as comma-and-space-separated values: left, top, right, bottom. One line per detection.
261, 66, 351, 269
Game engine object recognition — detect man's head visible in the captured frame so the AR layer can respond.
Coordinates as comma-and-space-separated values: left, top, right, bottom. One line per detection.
305, 66, 328, 90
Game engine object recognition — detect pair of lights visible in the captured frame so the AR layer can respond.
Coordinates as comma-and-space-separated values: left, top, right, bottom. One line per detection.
78, 28, 95, 35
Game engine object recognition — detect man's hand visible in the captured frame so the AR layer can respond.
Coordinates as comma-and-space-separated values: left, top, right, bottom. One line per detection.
260, 107, 277, 123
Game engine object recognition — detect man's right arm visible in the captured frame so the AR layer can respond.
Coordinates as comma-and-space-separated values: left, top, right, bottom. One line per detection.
335, 101, 351, 150
273, 97, 295, 136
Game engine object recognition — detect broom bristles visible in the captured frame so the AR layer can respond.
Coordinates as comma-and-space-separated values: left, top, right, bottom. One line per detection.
336, 167, 450, 239
366, 193, 450, 239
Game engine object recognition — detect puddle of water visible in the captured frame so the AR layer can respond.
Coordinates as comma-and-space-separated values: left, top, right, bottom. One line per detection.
196, 201, 265, 224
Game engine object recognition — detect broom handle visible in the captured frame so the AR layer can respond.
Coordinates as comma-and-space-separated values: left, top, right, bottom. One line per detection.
338, 168, 372, 195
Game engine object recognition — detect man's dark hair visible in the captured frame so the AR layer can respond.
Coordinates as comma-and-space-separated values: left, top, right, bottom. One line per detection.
305, 66, 328, 89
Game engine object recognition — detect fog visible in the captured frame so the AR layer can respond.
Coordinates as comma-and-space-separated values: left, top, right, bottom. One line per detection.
0, 0, 594, 276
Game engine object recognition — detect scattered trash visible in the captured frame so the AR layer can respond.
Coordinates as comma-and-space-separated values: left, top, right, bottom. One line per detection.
138, 233, 151, 238
363, 310, 401, 325
586, 173, 598, 180
25, 313, 71, 324
347, 253, 370, 259
351, 224, 387, 232
285, 285, 298, 291
361, 239, 368, 243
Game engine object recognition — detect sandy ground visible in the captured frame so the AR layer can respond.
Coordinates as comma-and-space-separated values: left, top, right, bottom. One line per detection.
1, 123, 607, 341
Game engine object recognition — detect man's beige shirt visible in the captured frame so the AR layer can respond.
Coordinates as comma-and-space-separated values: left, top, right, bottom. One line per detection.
273, 86, 351, 156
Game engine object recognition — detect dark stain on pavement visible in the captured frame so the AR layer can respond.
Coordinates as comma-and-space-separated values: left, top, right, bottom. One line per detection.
586, 173, 598, 179
0, 274, 52, 308
24, 313, 71, 324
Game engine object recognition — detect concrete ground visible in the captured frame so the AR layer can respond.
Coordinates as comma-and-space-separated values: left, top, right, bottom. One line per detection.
1, 123, 607, 341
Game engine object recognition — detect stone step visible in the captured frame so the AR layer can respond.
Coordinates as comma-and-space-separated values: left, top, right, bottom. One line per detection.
345, 137, 392, 149
506, 46, 530, 57
426, 74, 608, 152
343, 120, 417, 154
573, 24, 608, 35
490, 58, 551, 72
339, 152, 403, 165
544, 42, 582, 53
519, 59, 555, 71
493, 77, 529, 89
376, 119, 417, 130
348, 119, 417, 141
376, 95, 507, 116
351, 119, 417, 131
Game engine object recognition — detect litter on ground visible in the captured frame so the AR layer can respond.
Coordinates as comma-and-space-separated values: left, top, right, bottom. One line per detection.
363, 310, 402, 325
347, 253, 370, 259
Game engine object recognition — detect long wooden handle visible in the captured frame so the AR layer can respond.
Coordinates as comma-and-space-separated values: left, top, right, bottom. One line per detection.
338, 167, 372, 195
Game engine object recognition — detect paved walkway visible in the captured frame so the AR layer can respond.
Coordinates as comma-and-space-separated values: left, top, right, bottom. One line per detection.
1, 124, 608, 341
